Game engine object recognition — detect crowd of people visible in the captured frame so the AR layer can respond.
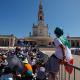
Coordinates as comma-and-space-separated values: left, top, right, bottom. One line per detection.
0, 45, 48, 80
0, 27, 73, 80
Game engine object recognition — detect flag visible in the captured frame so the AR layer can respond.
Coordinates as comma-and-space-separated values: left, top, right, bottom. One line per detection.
65, 58, 74, 74
60, 36, 74, 74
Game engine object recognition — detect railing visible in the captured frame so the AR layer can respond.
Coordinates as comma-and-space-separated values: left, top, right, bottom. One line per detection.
59, 63, 80, 80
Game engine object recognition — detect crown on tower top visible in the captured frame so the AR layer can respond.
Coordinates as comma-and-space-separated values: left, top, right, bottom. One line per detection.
38, 0, 44, 22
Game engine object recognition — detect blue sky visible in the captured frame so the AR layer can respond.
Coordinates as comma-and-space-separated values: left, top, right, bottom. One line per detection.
0, 0, 80, 38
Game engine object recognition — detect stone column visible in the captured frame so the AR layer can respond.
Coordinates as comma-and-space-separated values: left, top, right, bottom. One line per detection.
9, 37, 15, 47
9, 38, 11, 47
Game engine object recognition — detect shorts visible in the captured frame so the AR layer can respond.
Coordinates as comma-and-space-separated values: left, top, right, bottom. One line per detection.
45, 54, 60, 73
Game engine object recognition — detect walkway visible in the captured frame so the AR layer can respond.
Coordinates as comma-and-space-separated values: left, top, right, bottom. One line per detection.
41, 50, 80, 80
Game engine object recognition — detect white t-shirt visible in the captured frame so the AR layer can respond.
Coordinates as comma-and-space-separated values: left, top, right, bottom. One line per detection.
54, 38, 72, 61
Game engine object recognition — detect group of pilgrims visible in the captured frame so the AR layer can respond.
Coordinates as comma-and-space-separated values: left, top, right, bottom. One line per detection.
0, 46, 49, 80
0, 27, 74, 80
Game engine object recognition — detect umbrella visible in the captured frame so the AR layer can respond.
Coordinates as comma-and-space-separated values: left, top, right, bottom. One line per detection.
7, 55, 24, 73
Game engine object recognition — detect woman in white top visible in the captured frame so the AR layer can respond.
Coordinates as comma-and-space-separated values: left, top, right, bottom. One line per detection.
46, 27, 68, 80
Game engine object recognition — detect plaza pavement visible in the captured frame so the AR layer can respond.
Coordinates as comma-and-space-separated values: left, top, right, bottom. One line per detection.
41, 49, 80, 80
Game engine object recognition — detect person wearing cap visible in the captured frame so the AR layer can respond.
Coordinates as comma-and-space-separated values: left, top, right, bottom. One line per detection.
22, 57, 33, 80
45, 27, 73, 80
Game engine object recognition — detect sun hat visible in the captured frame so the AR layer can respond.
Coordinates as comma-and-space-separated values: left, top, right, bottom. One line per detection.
22, 58, 28, 64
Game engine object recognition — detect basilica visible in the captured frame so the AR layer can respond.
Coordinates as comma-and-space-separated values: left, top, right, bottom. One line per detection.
24, 0, 52, 46
0, 0, 80, 48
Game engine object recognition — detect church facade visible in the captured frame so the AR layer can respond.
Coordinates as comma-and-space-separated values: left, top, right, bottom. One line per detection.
68, 36, 80, 48
0, 34, 16, 47
25, 0, 52, 46
0, 0, 80, 48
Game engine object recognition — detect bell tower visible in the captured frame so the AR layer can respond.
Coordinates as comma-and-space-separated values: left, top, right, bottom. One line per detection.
32, 0, 48, 37
38, 0, 44, 22
25, 0, 52, 46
